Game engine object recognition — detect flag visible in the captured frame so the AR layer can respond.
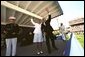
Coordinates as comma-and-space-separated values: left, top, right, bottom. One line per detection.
64, 33, 84, 56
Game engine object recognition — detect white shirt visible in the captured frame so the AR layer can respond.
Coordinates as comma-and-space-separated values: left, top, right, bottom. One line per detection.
34, 23, 42, 34
31, 19, 42, 34
60, 25, 65, 34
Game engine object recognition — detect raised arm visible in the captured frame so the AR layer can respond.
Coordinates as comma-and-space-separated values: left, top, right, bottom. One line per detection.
45, 8, 51, 24
47, 13, 51, 23
31, 19, 37, 25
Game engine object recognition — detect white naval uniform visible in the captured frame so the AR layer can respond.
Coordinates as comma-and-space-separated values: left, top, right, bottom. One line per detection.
31, 19, 43, 43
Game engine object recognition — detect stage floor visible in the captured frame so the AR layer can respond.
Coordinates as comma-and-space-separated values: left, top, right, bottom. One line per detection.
1, 40, 66, 56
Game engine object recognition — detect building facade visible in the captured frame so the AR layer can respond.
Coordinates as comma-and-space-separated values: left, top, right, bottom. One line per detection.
69, 18, 84, 34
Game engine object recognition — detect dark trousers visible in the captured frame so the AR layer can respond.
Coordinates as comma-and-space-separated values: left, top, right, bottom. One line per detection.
45, 33, 56, 53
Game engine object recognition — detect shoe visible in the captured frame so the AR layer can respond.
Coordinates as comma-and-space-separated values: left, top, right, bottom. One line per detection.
40, 51, 43, 54
37, 52, 40, 55
48, 52, 51, 54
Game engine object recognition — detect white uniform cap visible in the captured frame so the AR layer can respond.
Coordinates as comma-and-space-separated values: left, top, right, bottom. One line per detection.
8, 16, 16, 20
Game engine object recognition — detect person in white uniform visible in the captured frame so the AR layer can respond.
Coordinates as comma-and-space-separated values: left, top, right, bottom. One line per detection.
59, 23, 66, 41
31, 19, 44, 55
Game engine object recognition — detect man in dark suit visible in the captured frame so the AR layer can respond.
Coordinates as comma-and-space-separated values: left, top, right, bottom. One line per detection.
41, 8, 58, 54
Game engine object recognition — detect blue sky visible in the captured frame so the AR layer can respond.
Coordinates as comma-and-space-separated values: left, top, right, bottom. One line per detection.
58, 1, 84, 18
51, 1, 84, 30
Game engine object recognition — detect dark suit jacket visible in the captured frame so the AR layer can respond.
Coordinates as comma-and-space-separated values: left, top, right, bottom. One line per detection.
4, 23, 20, 38
41, 15, 53, 34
